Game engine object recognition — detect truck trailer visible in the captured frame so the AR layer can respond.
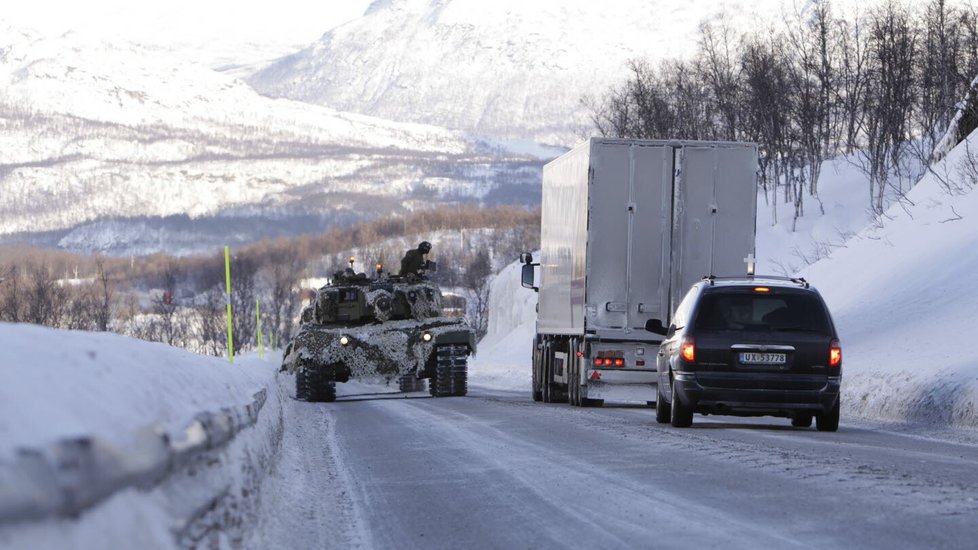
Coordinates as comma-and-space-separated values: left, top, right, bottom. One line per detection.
520, 138, 758, 406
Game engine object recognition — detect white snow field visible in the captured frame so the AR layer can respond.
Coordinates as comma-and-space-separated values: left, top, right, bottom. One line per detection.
2, 134, 977, 546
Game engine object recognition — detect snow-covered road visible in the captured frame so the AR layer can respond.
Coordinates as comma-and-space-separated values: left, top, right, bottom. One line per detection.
250, 377, 978, 549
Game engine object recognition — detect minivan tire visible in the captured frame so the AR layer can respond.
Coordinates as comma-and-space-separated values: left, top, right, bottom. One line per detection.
816, 399, 840, 432
669, 380, 693, 427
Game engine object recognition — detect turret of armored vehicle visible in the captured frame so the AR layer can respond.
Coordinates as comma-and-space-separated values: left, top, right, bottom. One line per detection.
281, 258, 476, 402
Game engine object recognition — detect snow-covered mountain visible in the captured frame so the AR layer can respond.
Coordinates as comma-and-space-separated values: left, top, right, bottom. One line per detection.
249, 0, 816, 145
0, 23, 541, 256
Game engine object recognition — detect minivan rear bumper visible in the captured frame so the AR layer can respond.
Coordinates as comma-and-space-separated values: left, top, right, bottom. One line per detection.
674, 372, 840, 416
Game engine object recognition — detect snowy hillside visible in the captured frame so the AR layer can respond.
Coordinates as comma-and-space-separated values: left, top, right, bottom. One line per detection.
249, 0, 851, 145
800, 130, 978, 426
0, 23, 541, 256
3, 1, 375, 72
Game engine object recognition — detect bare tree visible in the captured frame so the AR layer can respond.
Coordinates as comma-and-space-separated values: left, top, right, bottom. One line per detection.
740, 33, 794, 226
835, 12, 872, 154
25, 263, 65, 327
0, 265, 22, 323
698, 21, 743, 140
462, 250, 493, 339
859, 0, 919, 214
264, 244, 305, 348
93, 257, 113, 331
230, 254, 260, 354
194, 287, 228, 357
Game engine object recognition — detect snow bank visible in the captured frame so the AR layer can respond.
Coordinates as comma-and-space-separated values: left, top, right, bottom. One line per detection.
0, 324, 271, 457
0, 324, 285, 547
469, 257, 537, 392
801, 129, 978, 428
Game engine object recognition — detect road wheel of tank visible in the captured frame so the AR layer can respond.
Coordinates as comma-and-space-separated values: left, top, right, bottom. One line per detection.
450, 347, 468, 397
303, 366, 336, 403
429, 345, 462, 397
791, 413, 813, 428
669, 379, 693, 428
655, 381, 671, 424
295, 368, 309, 401
398, 374, 424, 393
816, 398, 840, 432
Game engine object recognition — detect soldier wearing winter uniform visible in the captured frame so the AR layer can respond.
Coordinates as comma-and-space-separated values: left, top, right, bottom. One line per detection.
400, 241, 432, 277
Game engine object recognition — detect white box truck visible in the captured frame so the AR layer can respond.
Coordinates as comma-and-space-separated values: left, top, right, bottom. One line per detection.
520, 138, 758, 406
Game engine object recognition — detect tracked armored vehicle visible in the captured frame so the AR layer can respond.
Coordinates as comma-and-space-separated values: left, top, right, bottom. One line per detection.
281, 261, 476, 402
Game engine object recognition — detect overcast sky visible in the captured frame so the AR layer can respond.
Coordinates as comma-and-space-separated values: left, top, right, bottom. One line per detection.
3, 0, 374, 48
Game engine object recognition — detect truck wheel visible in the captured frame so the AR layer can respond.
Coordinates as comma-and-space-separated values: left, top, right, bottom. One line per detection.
568, 359, 580, 406
542, 345, 553, 403
816, 398, 840, 432
669, 379, 693, 427
655, 382, 670, 424
532, 339, 543, 402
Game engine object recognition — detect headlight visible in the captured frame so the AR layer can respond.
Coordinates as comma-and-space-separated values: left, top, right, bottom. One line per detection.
340, 336, 350, 346
422, 333, 432, 342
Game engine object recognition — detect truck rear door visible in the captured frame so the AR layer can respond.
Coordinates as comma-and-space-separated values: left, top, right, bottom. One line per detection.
588, 141, 674, 334
670, 144, 757, 310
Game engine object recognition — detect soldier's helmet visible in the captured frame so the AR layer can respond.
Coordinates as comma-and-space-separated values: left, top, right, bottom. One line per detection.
418, 241, 432, 254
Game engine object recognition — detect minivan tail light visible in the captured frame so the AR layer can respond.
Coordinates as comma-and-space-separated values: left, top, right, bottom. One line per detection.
829, 339, 842, 368
681, 337, 696, 363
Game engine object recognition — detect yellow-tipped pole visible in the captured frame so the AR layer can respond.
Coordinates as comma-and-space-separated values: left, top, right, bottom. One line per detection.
225, 246, 234, 364
256, 299, 264, 360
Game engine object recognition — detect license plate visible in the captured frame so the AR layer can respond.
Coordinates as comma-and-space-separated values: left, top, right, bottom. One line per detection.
739, 352, 786, 365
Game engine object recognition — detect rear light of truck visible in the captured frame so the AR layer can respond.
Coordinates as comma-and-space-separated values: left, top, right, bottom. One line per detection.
680, 337, 696, 363
829, 339, 842, 368
593, 354, 626, 367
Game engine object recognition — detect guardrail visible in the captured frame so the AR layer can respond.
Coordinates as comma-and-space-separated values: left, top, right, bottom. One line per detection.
0, 389, 267, 524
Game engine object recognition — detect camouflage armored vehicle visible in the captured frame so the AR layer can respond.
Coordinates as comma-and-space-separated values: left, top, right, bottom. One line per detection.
281, 259, 476, 402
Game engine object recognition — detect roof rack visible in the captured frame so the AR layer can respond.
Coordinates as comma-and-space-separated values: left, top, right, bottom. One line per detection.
702, 274, 809, 288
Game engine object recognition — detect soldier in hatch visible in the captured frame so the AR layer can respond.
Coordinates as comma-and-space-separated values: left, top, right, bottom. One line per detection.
399, 241, 432, 277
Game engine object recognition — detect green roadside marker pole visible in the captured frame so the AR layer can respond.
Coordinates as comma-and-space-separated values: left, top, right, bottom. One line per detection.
225, 246, 234, 364
256, 299, 264, 360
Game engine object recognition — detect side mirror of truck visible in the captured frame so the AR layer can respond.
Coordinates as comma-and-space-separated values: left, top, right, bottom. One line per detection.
521, 263, 538, 292
520, 252, 534, 264
645, 319, 668, 335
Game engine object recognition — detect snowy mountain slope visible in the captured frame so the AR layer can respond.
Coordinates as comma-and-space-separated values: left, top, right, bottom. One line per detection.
2, 1, 375, 72
249, 0, 850, 145
0, 23, 541, 256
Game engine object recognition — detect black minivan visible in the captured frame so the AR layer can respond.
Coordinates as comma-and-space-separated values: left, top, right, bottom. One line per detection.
651, 276, 841, 431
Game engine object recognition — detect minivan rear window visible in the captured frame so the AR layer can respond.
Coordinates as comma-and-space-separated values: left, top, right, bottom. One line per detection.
692, 290, 830, 334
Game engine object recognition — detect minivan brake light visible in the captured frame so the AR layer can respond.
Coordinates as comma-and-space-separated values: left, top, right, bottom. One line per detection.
829, 339, 842, 368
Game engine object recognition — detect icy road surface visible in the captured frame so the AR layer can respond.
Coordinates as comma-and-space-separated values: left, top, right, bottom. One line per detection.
251, 379, 978, 549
